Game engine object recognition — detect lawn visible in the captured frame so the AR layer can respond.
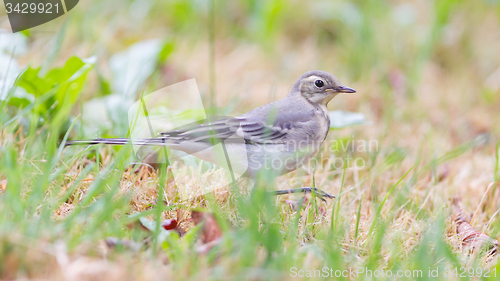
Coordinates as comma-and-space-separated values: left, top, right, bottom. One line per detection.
1, 0, 500, 280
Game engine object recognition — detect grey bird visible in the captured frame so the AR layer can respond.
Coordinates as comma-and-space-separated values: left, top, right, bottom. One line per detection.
65, 70, 356, 199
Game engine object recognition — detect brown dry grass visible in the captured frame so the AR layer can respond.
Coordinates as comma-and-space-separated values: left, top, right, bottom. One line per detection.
2, 1, 500, 280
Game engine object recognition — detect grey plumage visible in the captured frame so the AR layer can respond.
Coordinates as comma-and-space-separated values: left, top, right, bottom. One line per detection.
66, 70, 355, 179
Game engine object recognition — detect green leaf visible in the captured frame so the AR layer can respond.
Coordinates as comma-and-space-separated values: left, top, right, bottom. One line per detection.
16, 56, 95, 116
158, 40, 175, 63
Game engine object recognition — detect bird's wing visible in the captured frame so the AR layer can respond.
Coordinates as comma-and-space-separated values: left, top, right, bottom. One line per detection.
66, 97, 325, 150
158, 97, 320, 145
158, 116, 289, 145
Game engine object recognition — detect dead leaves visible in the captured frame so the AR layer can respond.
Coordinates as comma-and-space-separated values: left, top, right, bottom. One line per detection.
191, 211, 223, 253
451, 196, 499, 256
106, 210, 224, 255
0, 179, 6, 192
161, 218, 178, 231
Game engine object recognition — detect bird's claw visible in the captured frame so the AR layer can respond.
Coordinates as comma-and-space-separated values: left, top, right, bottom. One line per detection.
273, 187, 335, 201
302, 187, 335, 202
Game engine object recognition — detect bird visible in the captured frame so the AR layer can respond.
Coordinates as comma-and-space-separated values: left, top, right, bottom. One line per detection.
65, 70, 356, 200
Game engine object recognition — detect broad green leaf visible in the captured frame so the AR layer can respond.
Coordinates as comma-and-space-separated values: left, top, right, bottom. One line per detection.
16, 56, 95, 115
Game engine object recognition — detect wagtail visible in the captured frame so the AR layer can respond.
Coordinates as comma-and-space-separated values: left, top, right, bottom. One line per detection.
66, 70, 356, 200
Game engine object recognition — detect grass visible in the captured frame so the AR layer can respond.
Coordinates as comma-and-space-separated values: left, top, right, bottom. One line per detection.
1, 0, 500, 280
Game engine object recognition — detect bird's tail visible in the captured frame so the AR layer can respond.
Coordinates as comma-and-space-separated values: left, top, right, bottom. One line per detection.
64, 138, 167, 147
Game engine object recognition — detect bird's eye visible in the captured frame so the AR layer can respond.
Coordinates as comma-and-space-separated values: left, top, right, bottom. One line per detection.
314, 80, 324, 88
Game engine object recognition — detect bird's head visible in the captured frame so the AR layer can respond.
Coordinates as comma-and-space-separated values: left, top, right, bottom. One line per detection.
291, 70, 356, 105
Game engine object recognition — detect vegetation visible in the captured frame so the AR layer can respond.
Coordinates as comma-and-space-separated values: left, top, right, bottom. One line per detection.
1, 0, 500, 280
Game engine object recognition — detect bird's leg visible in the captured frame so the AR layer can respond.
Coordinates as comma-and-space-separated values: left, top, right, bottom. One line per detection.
273, 187, 335, 202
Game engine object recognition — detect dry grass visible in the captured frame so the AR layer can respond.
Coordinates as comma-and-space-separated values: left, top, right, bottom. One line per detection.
2, 0, 500, 280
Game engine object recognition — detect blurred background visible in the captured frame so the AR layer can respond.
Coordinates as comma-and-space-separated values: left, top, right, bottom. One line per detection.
2, 0, 500, 280
1, 0, 499, 144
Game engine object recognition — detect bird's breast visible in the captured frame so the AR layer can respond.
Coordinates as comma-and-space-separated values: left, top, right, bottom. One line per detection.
315, 105, 330, 141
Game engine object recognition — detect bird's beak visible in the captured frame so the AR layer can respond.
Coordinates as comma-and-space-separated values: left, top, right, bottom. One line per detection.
334, 85, 356, 94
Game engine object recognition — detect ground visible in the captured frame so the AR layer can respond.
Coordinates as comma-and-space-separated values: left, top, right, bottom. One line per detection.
1, 0, 500, 280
